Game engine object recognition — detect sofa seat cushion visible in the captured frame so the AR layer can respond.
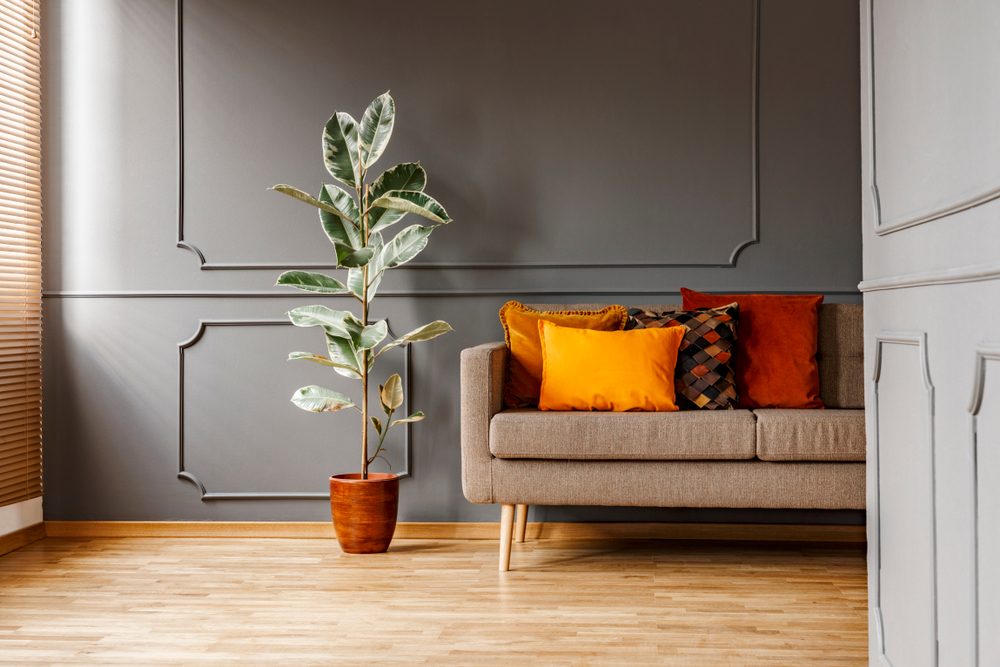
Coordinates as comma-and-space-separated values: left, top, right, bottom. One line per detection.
489, 409, 756, 461
754, 409, 865, 461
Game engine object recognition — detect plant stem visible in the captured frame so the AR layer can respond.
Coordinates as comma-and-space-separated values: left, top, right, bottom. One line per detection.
367, 409, 391, 467
360, 181, 370, 479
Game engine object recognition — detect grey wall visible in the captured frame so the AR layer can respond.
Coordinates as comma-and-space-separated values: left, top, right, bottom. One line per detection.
41, 0, 861, 524
859, 0, 1000, 665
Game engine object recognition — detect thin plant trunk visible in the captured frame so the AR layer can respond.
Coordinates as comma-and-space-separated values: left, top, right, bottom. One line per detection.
360, 182, 370, 479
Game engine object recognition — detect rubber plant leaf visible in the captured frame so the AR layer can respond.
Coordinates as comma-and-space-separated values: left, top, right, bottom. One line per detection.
290, 385, 355, 413
359, 91, 395, 169
276, 271, 349, 295
323, 111, 361, 187
369, 190, 451, 226
367, 162, 427, 232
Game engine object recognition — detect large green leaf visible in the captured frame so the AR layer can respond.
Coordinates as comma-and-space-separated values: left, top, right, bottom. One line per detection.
338, 315, 366, 349
370, 162, 426, 196
379, 320, 454, 355
366, 270, 384, 303
380, 373, 404, 411
346, 267, 365, 301
359, 92, 395, 169
319, 184, 361, 248
367, 163, 427, 232
272, 184, 350, 219
366, 233, 385, 299
324, 332, 362, 379
323, 111, 361, 187
287, 305, 357, 339
276, 271, 349, 295
347, 266, 383, 303
334, 242, 374, 268
359, 320, 388, 350
291, 385, 355, 413
390, 411, 425, 428
375, 224, 435, 271
369, 190, 451, 225
346, 259, 385, 304
288, 351, 361, 375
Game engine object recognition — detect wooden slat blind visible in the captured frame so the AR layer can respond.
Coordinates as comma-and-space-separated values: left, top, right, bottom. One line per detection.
0, 0, 40, 509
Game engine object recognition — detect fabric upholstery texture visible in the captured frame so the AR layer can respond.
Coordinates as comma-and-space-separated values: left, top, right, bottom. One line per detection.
680, 289, 824, 409
459, 342, 507, 503
490, 459, 865, 509
490, 409, 757, 460
538, 321, 685, 412
627, 304, 740, 410
817, 304, 864, 408
754, 409, 866, 461
499, 301, 627, 408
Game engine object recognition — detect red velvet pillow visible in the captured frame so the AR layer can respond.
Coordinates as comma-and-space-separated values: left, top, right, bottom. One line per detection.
680, 288, 824, 409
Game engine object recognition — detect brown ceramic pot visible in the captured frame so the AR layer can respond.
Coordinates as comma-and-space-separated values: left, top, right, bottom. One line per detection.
329, 472, 399, 554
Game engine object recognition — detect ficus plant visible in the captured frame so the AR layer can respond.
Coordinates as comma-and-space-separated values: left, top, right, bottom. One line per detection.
271, 92, 453, 479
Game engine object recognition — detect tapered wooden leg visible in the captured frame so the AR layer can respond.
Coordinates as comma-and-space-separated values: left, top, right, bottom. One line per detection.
499, 504, 515, 572
514, 504, 528, 543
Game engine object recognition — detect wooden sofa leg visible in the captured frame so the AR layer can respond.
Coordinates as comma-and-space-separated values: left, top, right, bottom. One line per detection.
514, 504, 528, 543
499, 504, 515, 572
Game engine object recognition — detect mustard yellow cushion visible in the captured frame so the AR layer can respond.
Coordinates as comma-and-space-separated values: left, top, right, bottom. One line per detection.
499, 301, 628, 408
537, 320, 685, 412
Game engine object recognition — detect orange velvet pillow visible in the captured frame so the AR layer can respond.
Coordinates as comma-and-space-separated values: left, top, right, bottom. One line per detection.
681, 288, 824, 409
499, 301, 628, 408
538, 321, 685, 412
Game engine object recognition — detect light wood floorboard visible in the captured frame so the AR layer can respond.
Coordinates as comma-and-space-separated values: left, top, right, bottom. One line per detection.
42, 520, 866, 542
0, 537, 867, 665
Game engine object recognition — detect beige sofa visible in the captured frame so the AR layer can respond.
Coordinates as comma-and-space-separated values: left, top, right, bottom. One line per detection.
460, 303, 865, 570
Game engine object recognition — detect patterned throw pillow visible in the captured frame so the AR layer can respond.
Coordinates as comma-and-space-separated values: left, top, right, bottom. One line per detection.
625, 304, 739, 410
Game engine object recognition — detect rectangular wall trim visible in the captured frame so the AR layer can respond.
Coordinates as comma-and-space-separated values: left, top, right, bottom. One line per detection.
871, 331, 939, 666
866, 0, 1000, 235
41, 289, 863, 299
175, 0, 762, 271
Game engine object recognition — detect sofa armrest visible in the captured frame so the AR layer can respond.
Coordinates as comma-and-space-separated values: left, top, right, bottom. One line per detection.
460, 342, 507, 504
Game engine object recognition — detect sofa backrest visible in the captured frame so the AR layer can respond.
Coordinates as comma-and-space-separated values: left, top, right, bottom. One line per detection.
529, 303, 864, 409
816, 303, 864, 408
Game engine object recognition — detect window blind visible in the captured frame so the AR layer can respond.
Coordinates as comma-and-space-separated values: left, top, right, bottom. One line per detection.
0, 0, 41, 509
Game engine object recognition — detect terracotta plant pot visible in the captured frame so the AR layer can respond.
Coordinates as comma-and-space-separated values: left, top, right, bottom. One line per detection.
329, 473, 399, 554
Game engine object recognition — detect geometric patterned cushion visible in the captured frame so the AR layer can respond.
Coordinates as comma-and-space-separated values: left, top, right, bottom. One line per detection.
625, 304, 740, 410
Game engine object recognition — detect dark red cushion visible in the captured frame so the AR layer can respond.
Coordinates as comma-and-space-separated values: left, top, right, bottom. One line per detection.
681, 289, 824, 409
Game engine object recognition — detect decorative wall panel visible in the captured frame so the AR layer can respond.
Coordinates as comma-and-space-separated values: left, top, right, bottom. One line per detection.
867, 0, 1000, 234
177, 320, 410, 500
970, 347, 1000, 666
179, 0, 760, 269
871, 333, 937, 667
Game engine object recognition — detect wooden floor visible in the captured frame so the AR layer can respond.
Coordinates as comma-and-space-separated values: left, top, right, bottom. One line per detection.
0, 537, 867, 665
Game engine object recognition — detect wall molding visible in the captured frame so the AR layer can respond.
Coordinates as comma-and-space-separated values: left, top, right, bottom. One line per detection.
174, 0, 761, 270
43, 520, 867, 543
968, 344, 1000, 667
858, 261, 1000, 293
866, 0, 1000, 235
43, 288, 862, 299
177, 319, 412, 501
871, 331, 938, 666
